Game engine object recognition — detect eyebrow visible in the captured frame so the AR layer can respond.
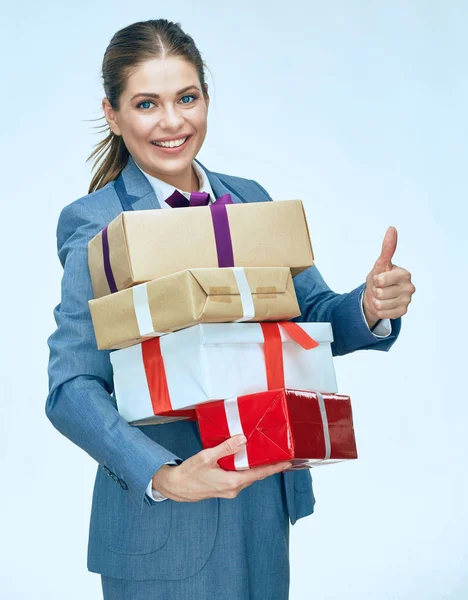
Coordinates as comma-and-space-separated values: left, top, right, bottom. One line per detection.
130, 86, 201, 101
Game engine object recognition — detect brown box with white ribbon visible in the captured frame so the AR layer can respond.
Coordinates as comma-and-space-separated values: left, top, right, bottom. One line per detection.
89, 267, 300, 350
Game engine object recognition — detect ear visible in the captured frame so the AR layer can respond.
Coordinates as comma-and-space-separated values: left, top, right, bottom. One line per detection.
102, 97, 122, 136
203, 83, 210, 109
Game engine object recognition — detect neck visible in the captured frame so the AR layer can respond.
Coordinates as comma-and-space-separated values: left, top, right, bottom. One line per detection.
153, 164, 200, 192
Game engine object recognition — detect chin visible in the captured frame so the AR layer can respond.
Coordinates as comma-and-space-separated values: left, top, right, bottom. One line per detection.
152, 157, 194, 173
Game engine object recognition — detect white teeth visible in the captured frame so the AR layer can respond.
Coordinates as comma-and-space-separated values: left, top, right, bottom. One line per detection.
153, 137, 187, 148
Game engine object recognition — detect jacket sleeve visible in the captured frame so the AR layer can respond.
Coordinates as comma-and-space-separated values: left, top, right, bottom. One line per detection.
45, 200, 181, 514
250, 179, 401, 356
290, 266, 401, 356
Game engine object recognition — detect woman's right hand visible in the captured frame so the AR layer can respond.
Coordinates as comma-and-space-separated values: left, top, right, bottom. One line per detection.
151, 434, 292, 502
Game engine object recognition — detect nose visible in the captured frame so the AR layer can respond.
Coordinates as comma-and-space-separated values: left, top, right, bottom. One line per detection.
159, 104, 185, 131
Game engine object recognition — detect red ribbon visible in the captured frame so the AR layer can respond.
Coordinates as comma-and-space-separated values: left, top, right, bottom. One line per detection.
260, 322, 319, 389
260, 323, 285, 389
142, 337, 172, 415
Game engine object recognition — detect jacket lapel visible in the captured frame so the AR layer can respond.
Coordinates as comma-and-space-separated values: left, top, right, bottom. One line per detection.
117, 155, 160, 211
115, 155, 244, 212
194, 158, 244, 205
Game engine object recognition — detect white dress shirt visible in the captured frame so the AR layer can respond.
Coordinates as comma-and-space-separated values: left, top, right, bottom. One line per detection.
134, 159, 391, 501
135, 159, 215, 209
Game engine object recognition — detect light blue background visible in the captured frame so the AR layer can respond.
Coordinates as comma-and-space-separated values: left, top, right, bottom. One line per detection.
1, 1, 466, 598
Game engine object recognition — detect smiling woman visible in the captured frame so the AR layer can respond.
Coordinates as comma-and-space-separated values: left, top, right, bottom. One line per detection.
45, 16, 414, 600
87, 20, 211, 194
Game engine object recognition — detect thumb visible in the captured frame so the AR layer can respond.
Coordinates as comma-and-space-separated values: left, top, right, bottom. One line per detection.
208, 435, 247, 462
373, 226, 398, 273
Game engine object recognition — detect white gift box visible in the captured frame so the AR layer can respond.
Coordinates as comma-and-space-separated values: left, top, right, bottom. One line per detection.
110, 322, 337, 424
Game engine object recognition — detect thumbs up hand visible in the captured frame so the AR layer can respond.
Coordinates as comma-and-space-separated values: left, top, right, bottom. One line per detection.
362, 226, 416, 329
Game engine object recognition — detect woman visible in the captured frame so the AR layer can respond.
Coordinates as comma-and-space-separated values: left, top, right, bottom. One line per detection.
46, 18, 415, 599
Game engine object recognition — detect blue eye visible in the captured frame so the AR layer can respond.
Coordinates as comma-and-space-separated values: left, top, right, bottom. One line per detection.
180, 94, 197, 104
137, 100, 154, 110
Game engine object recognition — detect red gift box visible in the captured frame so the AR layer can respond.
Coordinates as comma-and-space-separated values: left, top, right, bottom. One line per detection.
196, 389, 358, 470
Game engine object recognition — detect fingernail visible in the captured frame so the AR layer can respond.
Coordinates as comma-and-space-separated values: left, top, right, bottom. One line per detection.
236, 435, 247, 445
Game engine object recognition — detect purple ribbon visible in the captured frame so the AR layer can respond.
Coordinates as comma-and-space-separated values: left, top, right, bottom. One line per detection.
165, 189, 210, 208
165, 189, 235, 267
101, 226, 118, 293
209, 194, 234, 267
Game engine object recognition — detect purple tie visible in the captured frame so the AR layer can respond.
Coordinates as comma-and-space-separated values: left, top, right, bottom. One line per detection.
165, 189, 210, 208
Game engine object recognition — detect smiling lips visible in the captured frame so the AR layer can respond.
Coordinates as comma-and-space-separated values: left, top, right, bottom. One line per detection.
151, 135, 191, 148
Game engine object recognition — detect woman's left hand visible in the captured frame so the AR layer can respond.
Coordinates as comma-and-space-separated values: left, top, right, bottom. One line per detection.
362, 226, 416, 328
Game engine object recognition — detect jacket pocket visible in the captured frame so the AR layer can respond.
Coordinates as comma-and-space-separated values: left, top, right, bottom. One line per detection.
91, 468, 219, 580
93, 470, 172, 555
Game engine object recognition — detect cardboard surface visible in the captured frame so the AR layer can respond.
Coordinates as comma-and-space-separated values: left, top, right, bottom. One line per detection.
89, 267, 301, 349
88, 200, 314, 298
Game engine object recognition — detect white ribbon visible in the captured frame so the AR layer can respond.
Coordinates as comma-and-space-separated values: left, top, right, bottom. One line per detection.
232, 267, 256, 322
132, 283, 164, 337
314, 390, 331, 460
223, 396, 249, 470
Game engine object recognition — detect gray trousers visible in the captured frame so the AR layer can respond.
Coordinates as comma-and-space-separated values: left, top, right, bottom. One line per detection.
100, 473, 290, 599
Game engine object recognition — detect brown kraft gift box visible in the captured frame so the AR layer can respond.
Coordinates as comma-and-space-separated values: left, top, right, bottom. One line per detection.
88, 199, 314, 298
89, 267, 301, 350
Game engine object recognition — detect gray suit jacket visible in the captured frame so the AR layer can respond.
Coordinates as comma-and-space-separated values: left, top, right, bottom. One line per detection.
46, 154, 401, 579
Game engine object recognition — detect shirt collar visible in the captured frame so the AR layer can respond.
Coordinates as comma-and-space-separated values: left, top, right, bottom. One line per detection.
134, 159, 214, 208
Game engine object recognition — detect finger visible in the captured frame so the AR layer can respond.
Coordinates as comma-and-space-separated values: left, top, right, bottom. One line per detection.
237, 461, 292, 486
373, 280, 415, 300
373, 226, 398, 273
218, 461, 293, 499
374, 266, 411, 288
206, 435, 247, 462
372, 284, 401, 300
370, 295, 410, 313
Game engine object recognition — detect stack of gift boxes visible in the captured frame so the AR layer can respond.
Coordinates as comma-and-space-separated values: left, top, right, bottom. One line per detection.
87, 195, 358, 470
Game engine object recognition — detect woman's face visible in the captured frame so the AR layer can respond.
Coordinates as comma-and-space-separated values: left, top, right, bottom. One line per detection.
103, 56, 209, 189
